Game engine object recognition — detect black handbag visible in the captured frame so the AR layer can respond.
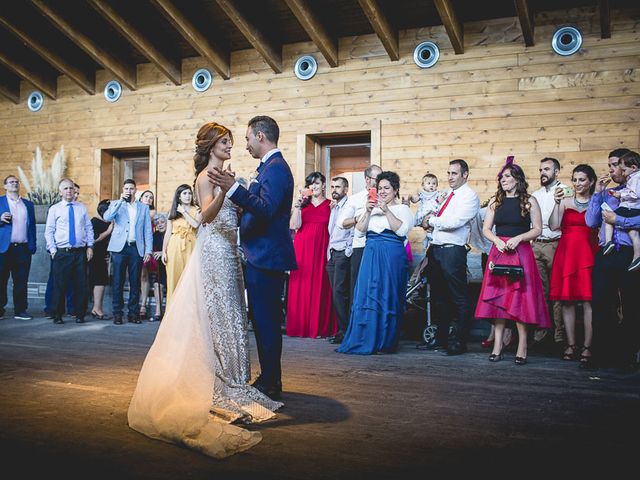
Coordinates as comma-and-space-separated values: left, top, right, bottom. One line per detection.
488, 261, 524, 278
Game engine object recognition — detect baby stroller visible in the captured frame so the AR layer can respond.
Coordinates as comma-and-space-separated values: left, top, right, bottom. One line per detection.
406, 253, 454, 347
406, 255, 437, 346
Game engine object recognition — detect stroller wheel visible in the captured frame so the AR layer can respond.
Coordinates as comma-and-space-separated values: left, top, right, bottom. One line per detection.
422, 325, 438, 345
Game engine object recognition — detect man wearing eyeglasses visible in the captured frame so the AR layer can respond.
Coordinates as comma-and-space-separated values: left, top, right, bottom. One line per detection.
0, 175, 37, 320
335, 164, 382, 337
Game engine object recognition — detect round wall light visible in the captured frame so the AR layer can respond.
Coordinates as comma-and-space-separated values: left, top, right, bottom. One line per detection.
294, 55, 318, 80
413, 41, 440, 69
27, 91, 44, 112
192, 68, 213, 92
551, 26, 582, 56
104, 80, 123, 102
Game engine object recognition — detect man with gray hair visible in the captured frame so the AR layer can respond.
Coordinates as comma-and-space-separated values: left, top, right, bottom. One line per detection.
337, 164, 383, 317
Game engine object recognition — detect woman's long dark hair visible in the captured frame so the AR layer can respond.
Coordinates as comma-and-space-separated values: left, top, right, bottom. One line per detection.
493, 163, 531, 217
168, 184, 195, 220
301, 171, 326, 208
139, 190, 155, 210
192, 122, 233, 204
573, 164, 597, 195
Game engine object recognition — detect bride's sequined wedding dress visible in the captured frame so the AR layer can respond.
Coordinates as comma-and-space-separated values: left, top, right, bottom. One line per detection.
127, 197, 282, 459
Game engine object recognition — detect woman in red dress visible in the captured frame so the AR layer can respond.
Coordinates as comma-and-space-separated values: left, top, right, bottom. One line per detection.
286, 172, 337, 338
549, 164, 598, 367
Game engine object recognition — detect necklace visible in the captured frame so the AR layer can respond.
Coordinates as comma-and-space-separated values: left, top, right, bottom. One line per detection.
574, 197, 590, 208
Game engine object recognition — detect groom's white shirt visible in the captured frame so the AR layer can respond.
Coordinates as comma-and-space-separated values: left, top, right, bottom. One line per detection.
226, 148, 281, 199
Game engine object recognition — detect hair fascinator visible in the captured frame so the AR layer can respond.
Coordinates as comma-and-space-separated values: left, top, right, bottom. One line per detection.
498, 154, 520, 180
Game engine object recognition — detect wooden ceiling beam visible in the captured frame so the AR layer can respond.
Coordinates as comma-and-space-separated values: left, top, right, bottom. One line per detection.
514, 0, 535, 47
433, 0, 464, 54
357, 0, 399, 61
215, 0, 282, 73
0, 79, 20, 104
599, 0, 611, 39
0, 14, 95, 95
30, 0, 137, 90
283, 0, 338, 67
0, 50, 57, 99
88, 0, 181, 85
150, 0, 230, 80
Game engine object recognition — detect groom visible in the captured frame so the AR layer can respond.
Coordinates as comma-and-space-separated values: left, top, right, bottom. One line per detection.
208, 115, 297, 401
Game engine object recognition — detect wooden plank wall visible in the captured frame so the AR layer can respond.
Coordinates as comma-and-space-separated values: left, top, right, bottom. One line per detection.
0, 6, 638, 250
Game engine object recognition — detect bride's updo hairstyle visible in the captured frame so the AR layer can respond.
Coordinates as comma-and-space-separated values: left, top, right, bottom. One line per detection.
193, 122, 233, 205
193, 122, 233, 181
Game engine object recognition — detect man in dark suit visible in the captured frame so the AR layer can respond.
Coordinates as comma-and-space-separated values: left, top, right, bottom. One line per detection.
0, 175, 37, 320
208, 115, 297, 401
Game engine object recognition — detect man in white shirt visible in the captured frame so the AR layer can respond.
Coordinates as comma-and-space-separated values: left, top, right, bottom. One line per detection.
531, 157, 566, 348
103, 179, 153, 325
337, 164, 382, 313
421, 159, 480, 356
326, 177, 353, 344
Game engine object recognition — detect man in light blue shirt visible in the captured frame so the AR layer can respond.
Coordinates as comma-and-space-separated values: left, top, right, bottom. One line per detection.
45, 179, 93, 324
326, 177, 353, 345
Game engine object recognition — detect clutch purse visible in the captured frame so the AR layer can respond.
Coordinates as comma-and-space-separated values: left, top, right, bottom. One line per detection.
488, 261, 524, 278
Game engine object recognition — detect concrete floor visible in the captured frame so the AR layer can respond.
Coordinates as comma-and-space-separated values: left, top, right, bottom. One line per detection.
1, 314, 639, 480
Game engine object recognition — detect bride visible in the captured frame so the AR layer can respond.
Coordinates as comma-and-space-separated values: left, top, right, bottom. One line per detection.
127, 122, 282, 458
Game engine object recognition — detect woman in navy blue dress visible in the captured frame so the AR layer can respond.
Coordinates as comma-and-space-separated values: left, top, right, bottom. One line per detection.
337, 171, 414, 355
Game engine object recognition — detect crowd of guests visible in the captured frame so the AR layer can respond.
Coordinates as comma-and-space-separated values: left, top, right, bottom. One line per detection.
1, 147, 638, 371
0, 175, 202, 326
284, 148, 640, 372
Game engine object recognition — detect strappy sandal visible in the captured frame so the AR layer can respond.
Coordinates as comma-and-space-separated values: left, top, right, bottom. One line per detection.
579, 346, 593, 369
562, 344, 577, 361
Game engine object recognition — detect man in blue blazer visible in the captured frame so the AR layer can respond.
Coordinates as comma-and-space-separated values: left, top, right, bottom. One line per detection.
103, 179, 153, 325
209, 115, 297, 400
0, 175, 37, 320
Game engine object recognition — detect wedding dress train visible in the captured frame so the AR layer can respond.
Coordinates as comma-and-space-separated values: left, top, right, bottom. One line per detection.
127, 198, 282, 458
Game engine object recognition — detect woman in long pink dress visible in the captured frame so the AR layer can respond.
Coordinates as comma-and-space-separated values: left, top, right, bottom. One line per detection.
286, 172, 337, 338
475, 158, 550, 365
549, 164, 598, 367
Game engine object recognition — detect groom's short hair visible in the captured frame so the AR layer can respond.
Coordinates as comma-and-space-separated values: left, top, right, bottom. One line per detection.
248, 115, 279, 145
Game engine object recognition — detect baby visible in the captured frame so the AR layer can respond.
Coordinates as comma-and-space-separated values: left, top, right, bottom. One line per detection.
603, 151, 640, 272
409, 173, 445, 249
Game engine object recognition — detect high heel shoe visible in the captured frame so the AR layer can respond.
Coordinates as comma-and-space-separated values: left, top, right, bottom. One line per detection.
579, 346, 593, 369
562, 344, 577, 361
481, 339, 494, 348
515, 356, 527, 365
488, 352, 504, 362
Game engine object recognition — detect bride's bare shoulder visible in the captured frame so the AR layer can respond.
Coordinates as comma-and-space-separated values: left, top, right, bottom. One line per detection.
196, 170, 213, 192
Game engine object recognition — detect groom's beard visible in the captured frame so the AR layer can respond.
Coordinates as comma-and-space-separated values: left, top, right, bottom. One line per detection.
332, 193, 345, 201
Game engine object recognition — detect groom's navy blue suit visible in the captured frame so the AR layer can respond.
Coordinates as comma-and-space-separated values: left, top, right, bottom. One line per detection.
230, 150, 297, 391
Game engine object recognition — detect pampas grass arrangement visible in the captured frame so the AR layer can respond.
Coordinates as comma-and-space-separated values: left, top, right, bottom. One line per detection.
17, 145, 66, 205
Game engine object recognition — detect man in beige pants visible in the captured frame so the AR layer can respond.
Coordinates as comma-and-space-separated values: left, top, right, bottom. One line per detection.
531, 157, 566, 349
